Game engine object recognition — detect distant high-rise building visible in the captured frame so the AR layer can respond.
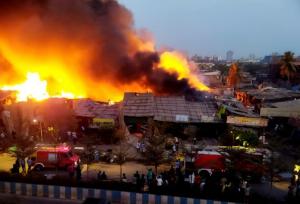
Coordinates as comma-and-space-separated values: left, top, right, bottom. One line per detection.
249, 54, 256, 60
226, 50, 234, 62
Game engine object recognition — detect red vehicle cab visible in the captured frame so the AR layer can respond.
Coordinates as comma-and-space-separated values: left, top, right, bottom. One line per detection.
194, 151, 226, 175
31, 144, 80, 171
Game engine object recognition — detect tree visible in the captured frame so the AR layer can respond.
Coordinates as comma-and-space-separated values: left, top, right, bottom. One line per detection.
231, 129, 259, 147
144, 126, 166, 174
8, 137, 35, 160
115, 142, 129, 181
279, 51, 296, 83
79, 143, 94, 181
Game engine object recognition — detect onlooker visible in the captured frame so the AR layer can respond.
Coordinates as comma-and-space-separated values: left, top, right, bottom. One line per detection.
133, 171, 140, 185
97, 171, 102, 180
140, 174, 146, 191
76, 164, 82, 181
101, 171, 107, 180
156, 175, 163, 188
172, 144, 177, 153
193, 137, 197, 145
20, 158, 26, 174
27, 157, 33, 173
244, 183, 251, 204
136, 141, 141, 152
67, 164, 75, 179
147, 169, 153, 186
121, 173, 127, 183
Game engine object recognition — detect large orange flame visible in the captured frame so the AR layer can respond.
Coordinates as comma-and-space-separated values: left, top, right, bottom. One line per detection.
158, 51, 210, 91
0, 0, 209, 102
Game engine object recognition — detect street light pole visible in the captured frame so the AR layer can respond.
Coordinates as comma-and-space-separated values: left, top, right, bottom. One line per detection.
39, 121, 43, 142
33, 119, 43, 142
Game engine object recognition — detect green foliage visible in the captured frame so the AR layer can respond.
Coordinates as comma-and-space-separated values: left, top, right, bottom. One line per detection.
232, 129, 259, 147
9, 138, 35, 159
144, 127, 166, 172
280, 51, 296, 82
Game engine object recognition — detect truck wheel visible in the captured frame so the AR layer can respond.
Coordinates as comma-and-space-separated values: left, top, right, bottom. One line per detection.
35, 164, 44, 171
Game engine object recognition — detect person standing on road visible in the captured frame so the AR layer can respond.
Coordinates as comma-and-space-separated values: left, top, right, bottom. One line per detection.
193, 137, 197, 145
244, 183, 251, 204
156, 175, 163, 191
134, 171, 140, 185
147, 168, 153, 187
136, 141, 141, 152
68, 164, 75, 179
76, 163, 82, 181
26, 157, 32, 173
20, 158, 26, 175
121, 173, 127, 183
140, 174, 146, 191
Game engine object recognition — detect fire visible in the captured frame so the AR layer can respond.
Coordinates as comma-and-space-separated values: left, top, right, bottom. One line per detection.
0, 0, 210, 102
2, 72, 79, 102
159, 51, 210, 91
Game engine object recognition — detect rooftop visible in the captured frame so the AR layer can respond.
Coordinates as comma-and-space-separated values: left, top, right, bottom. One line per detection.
123, 92, 218, 123
73, 99, 119, 119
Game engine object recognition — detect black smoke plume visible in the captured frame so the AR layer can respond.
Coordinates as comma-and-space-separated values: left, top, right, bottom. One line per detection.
0, 0, 197, 98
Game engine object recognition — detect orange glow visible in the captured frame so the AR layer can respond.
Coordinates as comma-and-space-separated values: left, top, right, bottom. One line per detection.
159, 51, 210, 91
2, 72, 81, 102
2, 73, 49, 101
0, 0, 210, 103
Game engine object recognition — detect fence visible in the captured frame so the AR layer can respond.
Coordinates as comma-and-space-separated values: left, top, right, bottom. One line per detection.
0, 181, 238, 204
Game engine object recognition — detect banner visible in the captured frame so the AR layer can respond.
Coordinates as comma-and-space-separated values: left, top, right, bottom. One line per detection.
90, 118, 115, 129
227, 116, 268, 127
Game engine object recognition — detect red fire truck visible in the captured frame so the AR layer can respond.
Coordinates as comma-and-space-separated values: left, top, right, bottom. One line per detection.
31, 144, 80, 171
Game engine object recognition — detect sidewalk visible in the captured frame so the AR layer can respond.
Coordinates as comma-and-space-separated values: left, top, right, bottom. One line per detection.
251, 181, 289, 202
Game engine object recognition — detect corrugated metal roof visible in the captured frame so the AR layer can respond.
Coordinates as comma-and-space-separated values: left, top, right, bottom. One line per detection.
123, 92, 218, 123
247, 87, 300, 100
154, 96, 189, 122
123, 92, 154, 117
73, 99, 119, 119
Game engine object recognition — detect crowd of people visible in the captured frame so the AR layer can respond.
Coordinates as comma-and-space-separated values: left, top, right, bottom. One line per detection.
94, 164, 250, 203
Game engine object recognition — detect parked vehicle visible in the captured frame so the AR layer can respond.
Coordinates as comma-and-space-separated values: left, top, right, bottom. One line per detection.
31, 144, 80, 171
194, 150, 226, 176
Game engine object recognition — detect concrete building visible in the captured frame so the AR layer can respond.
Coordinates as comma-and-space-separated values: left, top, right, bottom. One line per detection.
226, 50, 234, 62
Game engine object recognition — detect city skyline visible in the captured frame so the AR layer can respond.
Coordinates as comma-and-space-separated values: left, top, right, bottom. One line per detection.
119, 0, 300, 58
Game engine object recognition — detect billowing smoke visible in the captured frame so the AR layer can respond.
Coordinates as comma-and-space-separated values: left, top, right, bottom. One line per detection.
0, 0, 204, 101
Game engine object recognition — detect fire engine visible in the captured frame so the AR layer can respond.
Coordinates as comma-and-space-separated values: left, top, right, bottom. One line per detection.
31, 144, 80, 171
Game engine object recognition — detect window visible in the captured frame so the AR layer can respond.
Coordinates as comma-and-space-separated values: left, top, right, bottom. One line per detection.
48, 153, 57, 162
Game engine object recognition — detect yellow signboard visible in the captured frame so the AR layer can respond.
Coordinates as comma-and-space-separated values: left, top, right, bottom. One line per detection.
91, 118, 115, 129
227, 116, 268, 127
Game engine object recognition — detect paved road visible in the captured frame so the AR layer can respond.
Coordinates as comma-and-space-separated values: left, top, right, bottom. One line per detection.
0, 193, 81, 204
0, 153, 170, 181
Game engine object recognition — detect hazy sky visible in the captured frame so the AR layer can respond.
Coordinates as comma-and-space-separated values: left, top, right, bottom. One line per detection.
119, 0, 300, 58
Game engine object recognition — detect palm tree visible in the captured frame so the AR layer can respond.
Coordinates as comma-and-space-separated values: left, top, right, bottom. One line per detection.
280, 51, 296, 83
